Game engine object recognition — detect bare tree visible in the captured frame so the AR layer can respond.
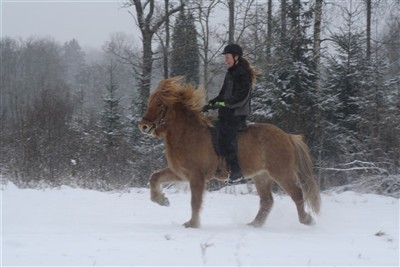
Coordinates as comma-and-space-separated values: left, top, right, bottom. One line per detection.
104, 32, 141, 79
125, 0, 184, 114
232, 0, 258, 44
190, 0, 224, 92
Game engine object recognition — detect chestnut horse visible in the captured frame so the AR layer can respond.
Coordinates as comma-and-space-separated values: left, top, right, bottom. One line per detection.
138, 77, 320, 228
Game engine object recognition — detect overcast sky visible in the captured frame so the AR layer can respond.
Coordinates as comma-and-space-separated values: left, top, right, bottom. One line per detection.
1, 0, 138, 48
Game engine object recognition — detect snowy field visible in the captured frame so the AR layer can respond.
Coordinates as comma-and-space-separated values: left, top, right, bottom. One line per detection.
2, 183, 399, 266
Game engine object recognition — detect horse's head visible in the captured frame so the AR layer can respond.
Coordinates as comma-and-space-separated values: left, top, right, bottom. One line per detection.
138, 77, 211, 137
138, 77, 182, 137
138, 88, 167, 137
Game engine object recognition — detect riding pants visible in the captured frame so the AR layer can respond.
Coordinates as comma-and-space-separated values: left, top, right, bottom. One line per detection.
215, 116, 246, 174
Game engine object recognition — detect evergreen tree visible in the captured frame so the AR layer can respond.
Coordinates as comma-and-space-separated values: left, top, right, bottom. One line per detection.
171, 10, 200, 85
253, 0, 317, 137
101, 63, 122, 147
326, 32, 366, 133
359, 46, 400, 167
62, 39, 85, 87
380, 17, 400, 168
322, 28, 368, 165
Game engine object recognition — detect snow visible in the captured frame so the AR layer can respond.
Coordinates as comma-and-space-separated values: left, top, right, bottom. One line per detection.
2, 183, 399, 266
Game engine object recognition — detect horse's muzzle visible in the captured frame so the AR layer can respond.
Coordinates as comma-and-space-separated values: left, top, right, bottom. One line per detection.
138, 119, 153, 135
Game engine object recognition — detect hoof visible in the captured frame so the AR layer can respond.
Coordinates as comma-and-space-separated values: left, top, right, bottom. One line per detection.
151, 194, 170, 207
183, 220, 200, 228
247, 221, 264, 228
162, 197, 170, 207
301, 214, 316, 226
306, 217, 316, 226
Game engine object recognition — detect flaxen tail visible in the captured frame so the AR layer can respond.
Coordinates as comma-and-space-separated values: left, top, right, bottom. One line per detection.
291, 135, 321, 214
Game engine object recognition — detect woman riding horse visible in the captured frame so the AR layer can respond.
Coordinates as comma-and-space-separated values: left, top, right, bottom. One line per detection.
204, 44, 257, 185
138, 77, 320, 228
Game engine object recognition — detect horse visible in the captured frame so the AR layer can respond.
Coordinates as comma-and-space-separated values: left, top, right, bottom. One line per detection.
138, 76, 321, 228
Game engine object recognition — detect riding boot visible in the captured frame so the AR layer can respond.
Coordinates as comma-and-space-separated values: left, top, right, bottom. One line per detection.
225, 153, 245, 184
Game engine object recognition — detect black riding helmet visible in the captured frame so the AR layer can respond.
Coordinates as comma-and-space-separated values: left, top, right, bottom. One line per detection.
222, 43, 243, 57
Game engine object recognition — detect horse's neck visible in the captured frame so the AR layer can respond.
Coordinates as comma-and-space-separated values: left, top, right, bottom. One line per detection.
163, 108, 206, 149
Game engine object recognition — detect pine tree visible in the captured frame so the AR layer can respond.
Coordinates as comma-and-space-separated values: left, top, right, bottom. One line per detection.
322, 27, 369, 166
359, 46, 400, 166
171, 10, 200, 85
101, 63, 122, 147
62, 39, 85, 87
253, 0, 317, 137
325, 31, 366, 135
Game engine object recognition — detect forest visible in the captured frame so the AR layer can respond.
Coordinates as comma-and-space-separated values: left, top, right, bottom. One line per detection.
1, 0, 399, 194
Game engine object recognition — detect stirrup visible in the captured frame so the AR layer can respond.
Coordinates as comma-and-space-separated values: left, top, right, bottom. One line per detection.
225, 173, 245, 185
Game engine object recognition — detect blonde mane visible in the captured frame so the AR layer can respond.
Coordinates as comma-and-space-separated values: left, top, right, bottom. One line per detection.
151, 76, 213, 127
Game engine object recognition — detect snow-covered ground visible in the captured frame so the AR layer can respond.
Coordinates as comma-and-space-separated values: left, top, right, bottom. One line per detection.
2, 183, 399, 266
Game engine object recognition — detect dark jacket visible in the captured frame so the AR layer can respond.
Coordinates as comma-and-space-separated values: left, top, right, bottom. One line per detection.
211, 61, 252, 118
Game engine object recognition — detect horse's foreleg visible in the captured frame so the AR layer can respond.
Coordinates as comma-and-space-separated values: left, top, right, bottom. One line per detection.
248, 174, 274, 228
150, 168, 181, 207
183, 177, 205, 228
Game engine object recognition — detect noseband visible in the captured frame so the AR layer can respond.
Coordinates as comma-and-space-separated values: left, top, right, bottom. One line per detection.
142, 104, 168, 132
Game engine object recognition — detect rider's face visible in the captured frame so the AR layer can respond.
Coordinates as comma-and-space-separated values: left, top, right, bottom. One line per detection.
224, 53, 237, 68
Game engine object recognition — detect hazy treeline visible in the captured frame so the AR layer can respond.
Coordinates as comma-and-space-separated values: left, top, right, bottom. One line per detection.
1, 0, 399, 191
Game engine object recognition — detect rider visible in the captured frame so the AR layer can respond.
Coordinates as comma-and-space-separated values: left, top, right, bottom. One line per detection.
204, 44, 256, 184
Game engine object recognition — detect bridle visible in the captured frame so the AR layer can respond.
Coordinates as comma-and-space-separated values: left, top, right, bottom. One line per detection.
141, 103, 168, 133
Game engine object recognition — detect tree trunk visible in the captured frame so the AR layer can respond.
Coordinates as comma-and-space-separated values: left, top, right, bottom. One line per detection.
313, 0, 323, 182
164, 0, 170, 79
228, 0, 235, 43
313, 0, 323, 91
291, 0, 300, 30
366, 0, 371, 60
281, 0, 287, 42
141, 33, 153, 114
266, 0, 272, 61
290, 0, 301, 61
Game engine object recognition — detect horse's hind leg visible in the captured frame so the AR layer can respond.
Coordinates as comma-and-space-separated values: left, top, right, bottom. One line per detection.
277, 178, 315, 225
248, 173, 274, 228
150, 168, 182, 207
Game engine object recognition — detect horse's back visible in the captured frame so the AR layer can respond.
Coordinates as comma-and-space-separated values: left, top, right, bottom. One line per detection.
239, 122, 293, 151
238, 122, 297, 178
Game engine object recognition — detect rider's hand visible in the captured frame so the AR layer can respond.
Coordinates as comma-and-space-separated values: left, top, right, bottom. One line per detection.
214, 101, 225, 107
202, 100, 225, 112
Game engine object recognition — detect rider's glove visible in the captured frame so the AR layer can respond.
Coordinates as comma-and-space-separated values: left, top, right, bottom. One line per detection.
215, 101, 225, 107
202, 100, 225, 112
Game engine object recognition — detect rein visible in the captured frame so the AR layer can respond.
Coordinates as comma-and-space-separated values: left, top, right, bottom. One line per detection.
142, 104, 168, 132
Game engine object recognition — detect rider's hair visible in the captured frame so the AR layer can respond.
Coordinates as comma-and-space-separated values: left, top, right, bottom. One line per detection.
239, 57, 257, 85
